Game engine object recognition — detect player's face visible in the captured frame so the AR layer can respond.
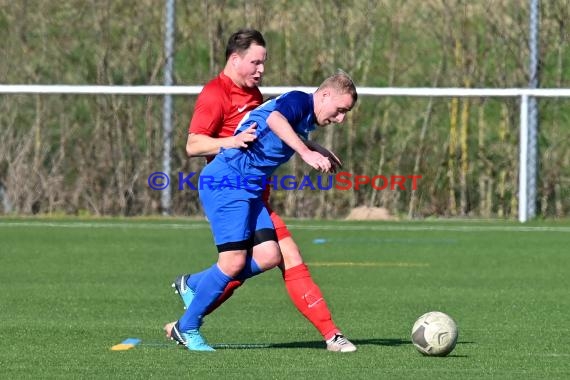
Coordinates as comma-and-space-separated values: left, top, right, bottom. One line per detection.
235, 43, 266, 88
315, 90, 355, 126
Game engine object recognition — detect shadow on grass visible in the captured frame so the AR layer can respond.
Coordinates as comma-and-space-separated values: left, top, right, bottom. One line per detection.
213, 337, 410, 350
141, 338, 474, 353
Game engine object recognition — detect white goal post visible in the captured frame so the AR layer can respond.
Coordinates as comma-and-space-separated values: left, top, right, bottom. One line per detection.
2, 84, 570, 222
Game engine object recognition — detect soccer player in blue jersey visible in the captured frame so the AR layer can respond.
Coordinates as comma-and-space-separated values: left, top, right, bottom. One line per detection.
168, 71, 357, 351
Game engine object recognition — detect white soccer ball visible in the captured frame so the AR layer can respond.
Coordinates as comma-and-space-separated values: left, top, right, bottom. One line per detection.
411, 311, 458, 357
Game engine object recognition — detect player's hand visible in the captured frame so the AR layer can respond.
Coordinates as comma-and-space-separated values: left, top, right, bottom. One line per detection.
300, 150, 332, 173
303, 140, 343, 173
233, 123, 257, 148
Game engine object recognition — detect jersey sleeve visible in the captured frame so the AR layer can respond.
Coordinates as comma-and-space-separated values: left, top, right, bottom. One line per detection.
188, 84, 225, 136
273, 91, 311, 127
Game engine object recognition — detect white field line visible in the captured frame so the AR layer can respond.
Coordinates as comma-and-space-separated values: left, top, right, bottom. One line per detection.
307, 262, 430, 267
1, 220, 570, 233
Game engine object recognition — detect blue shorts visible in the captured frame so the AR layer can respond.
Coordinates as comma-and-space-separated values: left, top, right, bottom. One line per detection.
198, 156, 276, 252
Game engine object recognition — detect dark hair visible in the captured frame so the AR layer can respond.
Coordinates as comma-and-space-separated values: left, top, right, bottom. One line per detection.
225, 29, 266, 60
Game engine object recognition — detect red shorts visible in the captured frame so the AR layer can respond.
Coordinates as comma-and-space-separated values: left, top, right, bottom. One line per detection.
262, 185, 291, 241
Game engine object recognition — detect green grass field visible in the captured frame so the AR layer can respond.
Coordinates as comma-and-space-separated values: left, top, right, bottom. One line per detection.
1, 217, 569, 379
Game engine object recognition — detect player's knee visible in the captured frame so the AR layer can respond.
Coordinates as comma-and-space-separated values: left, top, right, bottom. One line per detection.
258, 251, 282, 270
252, 241, 281, 270
217, 250, 247, 277
266, 248, 282, 269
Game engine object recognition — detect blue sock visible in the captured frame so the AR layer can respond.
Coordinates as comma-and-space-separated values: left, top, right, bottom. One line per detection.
187, 268, 209, 290
235, 255, 263, 282
178, 264, 232, 331
187, 255, 263, 290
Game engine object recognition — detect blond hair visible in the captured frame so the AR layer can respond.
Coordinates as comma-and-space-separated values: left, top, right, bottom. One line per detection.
317, 69, 358, 104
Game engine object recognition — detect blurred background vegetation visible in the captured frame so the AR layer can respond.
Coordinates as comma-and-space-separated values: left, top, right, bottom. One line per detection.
0, 0, 568, 219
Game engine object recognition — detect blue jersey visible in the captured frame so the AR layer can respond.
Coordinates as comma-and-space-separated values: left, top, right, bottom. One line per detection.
218, 91, 316, 179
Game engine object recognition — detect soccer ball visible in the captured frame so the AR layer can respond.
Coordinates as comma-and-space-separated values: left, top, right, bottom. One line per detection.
411, 311, 458, 357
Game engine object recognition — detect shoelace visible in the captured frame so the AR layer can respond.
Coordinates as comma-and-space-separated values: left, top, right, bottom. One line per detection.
333, 334, 349, 345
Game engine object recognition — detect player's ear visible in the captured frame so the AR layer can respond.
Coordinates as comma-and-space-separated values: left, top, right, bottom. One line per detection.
320, 88, 331, 102
229, 53, 240, 68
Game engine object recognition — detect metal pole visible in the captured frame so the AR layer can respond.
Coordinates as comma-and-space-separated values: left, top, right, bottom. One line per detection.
519, 95, 529, 223
161, 0, 175, 215
527, 0, 540, 221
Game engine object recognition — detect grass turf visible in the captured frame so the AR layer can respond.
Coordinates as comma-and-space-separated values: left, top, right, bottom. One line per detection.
1, 217, 569, 379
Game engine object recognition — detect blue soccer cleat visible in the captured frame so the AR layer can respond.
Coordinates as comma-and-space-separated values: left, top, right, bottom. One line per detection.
169, 322, 215, 352
171, 274, 195, 309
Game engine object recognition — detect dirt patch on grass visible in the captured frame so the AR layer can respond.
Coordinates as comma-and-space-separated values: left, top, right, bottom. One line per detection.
345, 206, 394, 221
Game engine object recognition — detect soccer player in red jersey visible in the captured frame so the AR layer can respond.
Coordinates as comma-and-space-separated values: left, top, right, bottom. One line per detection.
165, 28, 355, 352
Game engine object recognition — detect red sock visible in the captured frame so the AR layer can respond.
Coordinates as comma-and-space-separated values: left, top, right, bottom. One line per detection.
283, 264, 340, 340
205, 279, 243, 315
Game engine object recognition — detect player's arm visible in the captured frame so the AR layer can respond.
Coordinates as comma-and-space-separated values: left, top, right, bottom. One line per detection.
185, 127, 257, 157
303, 139, 342, 173
266, 111, 332, 172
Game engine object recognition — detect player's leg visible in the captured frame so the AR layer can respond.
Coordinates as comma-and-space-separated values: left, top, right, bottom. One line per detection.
277, 233, 356, 352
171, 195, 278, 312
169, 165, 252, 351
265, 189, 356, 352
172, 260, 252, 310
182, 199, 281, 321
194, 251, 251, 313
232, 199, 282, 281
170, 159, 251, 311
203, 222, 280, 313
168, 185, 281, 350
166, 237, 281, 342
173, 251, 243, 351
174, 241, 270, 350
271, 210, 338, 340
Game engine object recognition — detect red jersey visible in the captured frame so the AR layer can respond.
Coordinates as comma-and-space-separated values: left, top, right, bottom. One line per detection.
188, 72, 263, 138
188, 72, 290, 240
